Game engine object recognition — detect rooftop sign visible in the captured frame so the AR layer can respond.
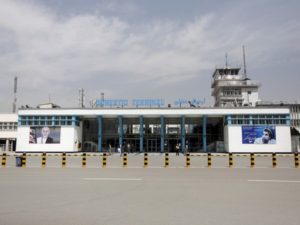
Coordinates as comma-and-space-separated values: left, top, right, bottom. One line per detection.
94, 98, 205, 108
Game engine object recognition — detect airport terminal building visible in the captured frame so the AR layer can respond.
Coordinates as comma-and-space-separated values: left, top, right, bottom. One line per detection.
0, 66, 297, 153
15, 106, 291, 153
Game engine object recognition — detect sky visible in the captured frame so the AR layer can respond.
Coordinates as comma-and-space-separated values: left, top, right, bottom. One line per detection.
0, 0, 299, 112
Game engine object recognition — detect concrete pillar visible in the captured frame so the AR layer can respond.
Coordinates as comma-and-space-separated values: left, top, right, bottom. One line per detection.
139, 116, 144, 153
160, 116, 165, 153
181, 116, 186, 153
118, 116, 123, 148
5, 139, 9, 151
203, 116, 207, 152
97, 116, 103, 152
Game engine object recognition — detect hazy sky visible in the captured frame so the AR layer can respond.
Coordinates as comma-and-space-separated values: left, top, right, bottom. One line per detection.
0, 0, 299, 112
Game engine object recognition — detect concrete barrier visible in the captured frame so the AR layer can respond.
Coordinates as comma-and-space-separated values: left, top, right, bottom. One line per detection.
186, 153, 190, 168
82, 153, 86, 168
21, 153, 26, 168
41, 153, 46, 168
207, 153, 212, 168
1, 152, 298, 168
144, 153, 148, 167
123, 153, 127, 167
272, 153, 277, 168
295, 153, 299, 168
1, 153, 6, 167
250, 153, 255, 168
61, 153, 66, 168
165, 153, 169, 167
229, 153, 233, 168
102, 152, 107, 168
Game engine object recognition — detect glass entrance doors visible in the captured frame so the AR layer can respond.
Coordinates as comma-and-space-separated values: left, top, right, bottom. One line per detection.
146, 139, 160, 152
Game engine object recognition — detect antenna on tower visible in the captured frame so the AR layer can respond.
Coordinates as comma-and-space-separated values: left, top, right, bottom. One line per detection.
101, 92, 104, 108
78, 88, 84, 108
225, 52, 228, 68
242, 45, 247, 79
12, 76, 17, 113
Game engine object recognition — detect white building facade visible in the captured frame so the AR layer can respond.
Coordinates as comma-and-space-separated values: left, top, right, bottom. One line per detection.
0, 114, 18, 151
15, 107, 291, 153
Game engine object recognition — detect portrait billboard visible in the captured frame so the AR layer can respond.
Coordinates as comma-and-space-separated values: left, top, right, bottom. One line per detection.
29, 127, 61, 144
242, 126, 276, 144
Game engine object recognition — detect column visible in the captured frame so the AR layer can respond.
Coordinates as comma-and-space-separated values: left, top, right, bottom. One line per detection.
249, 115, 253, 125
286, 114, 291, 126
227, 115, 232, 125
118, 116, 123, 148
181, 116, 186, 153
97, 116, 103, 152
5, 139, 9, 151
72, 116, 76, 126
160, 116, 165, 153
139, 116, 144, 153
203, 116, 207, 152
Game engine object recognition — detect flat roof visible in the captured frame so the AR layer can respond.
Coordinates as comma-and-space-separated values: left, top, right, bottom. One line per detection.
17, 107, 290, 117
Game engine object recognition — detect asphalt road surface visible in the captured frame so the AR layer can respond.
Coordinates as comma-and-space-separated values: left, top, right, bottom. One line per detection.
0, 167, 300, 225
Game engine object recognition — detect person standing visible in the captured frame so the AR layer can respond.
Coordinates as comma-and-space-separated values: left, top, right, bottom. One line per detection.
109, 144, 112, 155
118, 144, 122, 156
175, 143, 180, 156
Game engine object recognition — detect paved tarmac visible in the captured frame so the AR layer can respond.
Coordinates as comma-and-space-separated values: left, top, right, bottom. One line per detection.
0, 166, 300, 225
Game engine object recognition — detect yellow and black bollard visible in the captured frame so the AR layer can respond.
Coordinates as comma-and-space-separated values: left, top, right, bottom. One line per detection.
123, 153, 128, 167
164, 153, 169, 167
207, 153, 212, 168
186, 153, 190, 168
102, 152, 107, 168
62, 152, 66, 168
294, 153, 299, 168
41, 152, 46, 168
250, 153, 255, 168
22, 152, 26, 168
229, 153, 233, 168
82, 153, 87, 168
272, 153, 277, 168
144, 153, 148, 167
1, 153, 6, 168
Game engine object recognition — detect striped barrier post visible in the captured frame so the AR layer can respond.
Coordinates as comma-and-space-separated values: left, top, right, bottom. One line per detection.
207, 153, 212, 168
250, 153, 255, 168
41, 152, 46, 168
165, 153, 169, 167
22, 153, 26, 168
229, 153, 233, 168
102, 152, 107, 168
144, 153, 148, 167
123, 153, 127, 167
82, 153, 87, 168
1, 153, 6, 168
62, 152, 66, 168
272, 153, 277, 168
186, 153, 190, 168
295, 153, 299, 168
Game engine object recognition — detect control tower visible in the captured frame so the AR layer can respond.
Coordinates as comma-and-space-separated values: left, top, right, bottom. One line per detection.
211, 66, 260, 107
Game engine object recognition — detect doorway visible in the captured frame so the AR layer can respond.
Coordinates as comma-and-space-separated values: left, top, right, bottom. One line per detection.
146, 139, 160, 152
165, 138, 181, 152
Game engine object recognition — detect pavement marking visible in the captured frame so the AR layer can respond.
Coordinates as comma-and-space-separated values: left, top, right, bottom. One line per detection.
84, 178, 143, 181
248, 179, 300, 183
